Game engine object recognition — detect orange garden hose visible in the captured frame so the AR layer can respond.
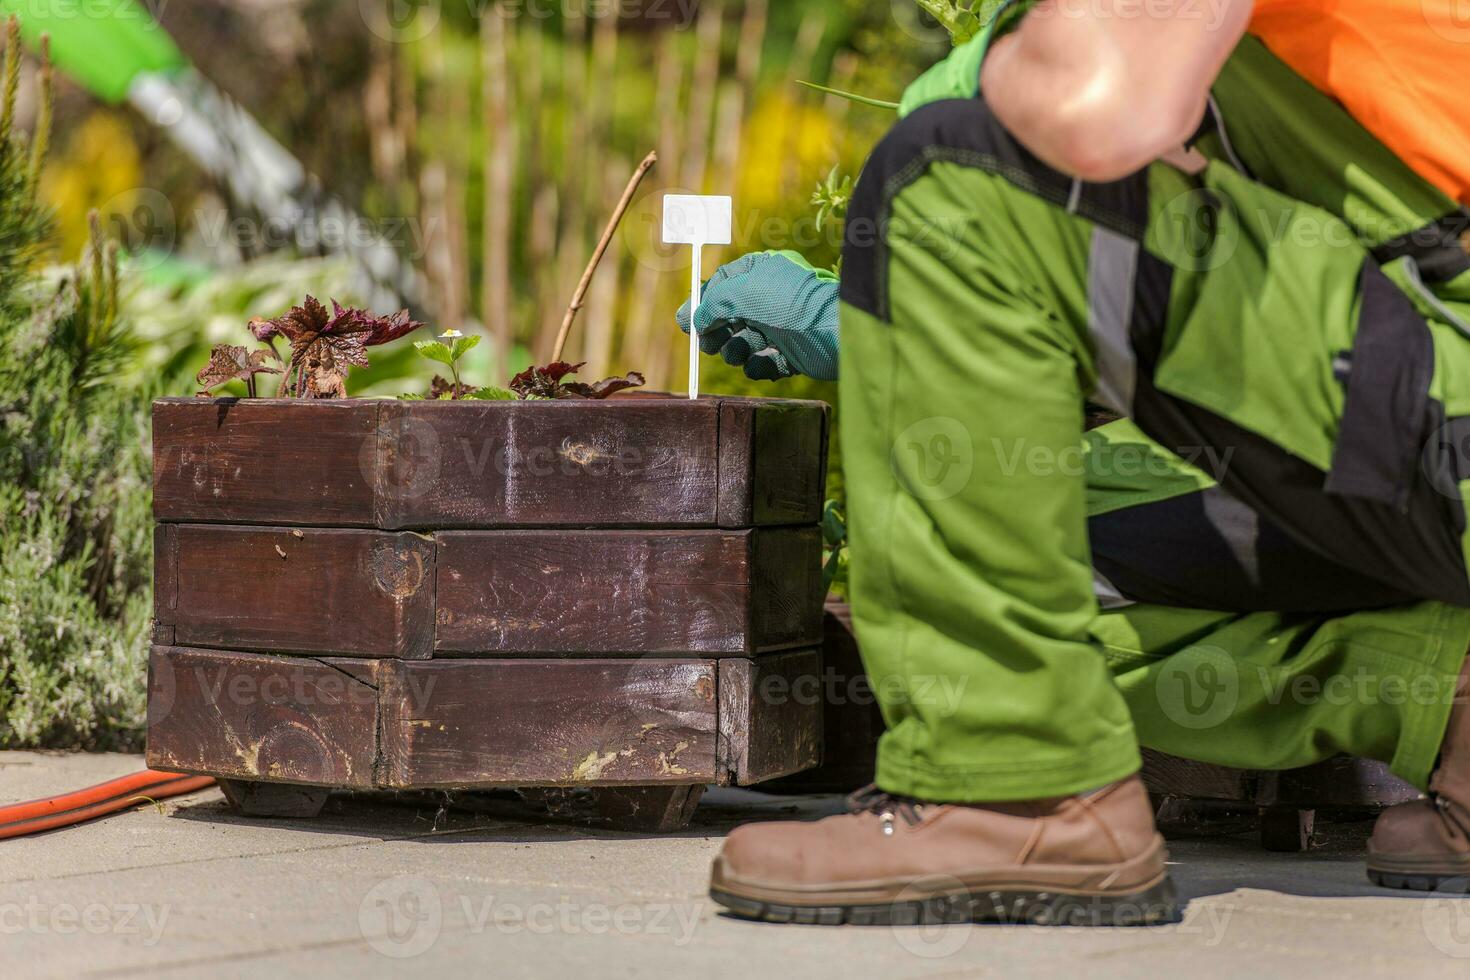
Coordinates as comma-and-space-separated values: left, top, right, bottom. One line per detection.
0, 770, 216, 840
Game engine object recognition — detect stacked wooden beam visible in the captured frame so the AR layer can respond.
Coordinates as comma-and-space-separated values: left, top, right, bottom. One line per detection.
147, 395, 829, 829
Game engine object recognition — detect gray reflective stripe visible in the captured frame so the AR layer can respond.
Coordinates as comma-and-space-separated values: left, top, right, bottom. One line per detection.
1401, 255, 1470, 342
1087, 226, 1140, 414
1092, 566, 1134, 609
1065, 178, 1083, 214
1206, 94, 1251, 177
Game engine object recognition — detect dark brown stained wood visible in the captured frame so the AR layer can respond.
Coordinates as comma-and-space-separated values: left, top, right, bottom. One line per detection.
146, 645, 381, 788
717, 400, 828, 527
590, 785, 705, 832
155, 396, 828, 530
1259, 807, 1315, 852
374, 399, 722, 528
1257, 757, 1418, 808
218, 779, 331, 818
378, 658, 718, 787
152, 398, 380, 527
750, 526, 824, 651
1138, 749, 1251, 801
717, 648, 823, 785
764, 601, 884, 793
161, 524, 435, 658
432, 529, 823, 655
152, 524, 177, 645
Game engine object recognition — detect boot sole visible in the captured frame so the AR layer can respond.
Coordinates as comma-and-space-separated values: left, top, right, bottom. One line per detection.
709, 874, 1180, 927
1367, 853, 1470, 893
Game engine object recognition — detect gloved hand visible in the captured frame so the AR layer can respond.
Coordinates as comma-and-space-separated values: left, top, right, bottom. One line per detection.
675, 250, 839, 382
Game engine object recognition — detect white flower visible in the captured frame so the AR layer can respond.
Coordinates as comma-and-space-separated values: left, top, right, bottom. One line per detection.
439, 329, 464, 339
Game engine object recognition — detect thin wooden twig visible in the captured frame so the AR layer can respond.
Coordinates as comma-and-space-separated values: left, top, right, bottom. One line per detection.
550, 150, 658, 364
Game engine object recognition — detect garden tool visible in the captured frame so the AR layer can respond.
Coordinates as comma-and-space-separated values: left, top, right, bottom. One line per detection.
0, 0, 429, 317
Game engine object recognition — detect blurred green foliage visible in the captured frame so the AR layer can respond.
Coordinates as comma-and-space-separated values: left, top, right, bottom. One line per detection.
4, 1, 954, 747
0, 46, 154, 747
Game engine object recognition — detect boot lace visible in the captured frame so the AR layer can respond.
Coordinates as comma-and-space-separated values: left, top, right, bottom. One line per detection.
846, 784, 927, 835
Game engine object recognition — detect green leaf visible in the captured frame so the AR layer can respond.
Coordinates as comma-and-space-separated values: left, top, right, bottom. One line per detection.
821, 499, 847, 547
450, 335, 482, 361
464, 386, 518, 400
397, 392, 426, 400
821, 546, 849, 595
413, 340, 455, 367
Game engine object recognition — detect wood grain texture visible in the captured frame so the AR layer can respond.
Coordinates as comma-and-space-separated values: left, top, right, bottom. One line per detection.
590, 785, 705, 831
217, 779, 331, 818
1138, 749, 1252, 801
153, 398, 380, 526
750, 526, 824, 652
717, 648, 823, 785
155, 396, 828, 530
378, 658, 718, 787
152, 524, 177, 645
375, 399, 723, 528
146, 645, 381, 788
1258, 757, 1418, 808
717, 399, 829, 527
432, 528, 822, 655
159, 524, 435, 658
763, 601, 884, 793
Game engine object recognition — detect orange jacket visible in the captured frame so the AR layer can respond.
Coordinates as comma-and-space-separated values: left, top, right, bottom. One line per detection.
1250, 0, 1470, 206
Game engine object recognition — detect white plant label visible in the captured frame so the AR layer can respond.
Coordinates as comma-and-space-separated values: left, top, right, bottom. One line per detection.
662, 194, 732, 400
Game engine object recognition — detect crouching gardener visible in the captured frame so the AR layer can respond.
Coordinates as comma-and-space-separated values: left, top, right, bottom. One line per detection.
678, 0, 1470, 925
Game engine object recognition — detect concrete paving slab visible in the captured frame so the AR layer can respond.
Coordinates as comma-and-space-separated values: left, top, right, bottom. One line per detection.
3, 751, 1469, 979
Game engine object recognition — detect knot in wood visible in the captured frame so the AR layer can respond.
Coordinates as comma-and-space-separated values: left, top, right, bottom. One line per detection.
370, 541, 427, 598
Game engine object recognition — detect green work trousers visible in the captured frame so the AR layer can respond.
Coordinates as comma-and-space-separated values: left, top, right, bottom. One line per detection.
837, 84, 1470, 802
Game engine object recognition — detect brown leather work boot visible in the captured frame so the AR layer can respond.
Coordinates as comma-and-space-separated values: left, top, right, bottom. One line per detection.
1367, 655, 1470, 892
709, 774, 1178, 926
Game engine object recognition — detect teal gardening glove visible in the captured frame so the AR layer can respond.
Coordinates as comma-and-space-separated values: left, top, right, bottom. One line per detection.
675, 250, 839, 382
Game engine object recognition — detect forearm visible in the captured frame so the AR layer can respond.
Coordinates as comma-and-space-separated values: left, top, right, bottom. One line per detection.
980, 0, 1253, 181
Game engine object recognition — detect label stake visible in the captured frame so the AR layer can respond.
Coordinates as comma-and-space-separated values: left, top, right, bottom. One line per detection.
662, 194, 732, 400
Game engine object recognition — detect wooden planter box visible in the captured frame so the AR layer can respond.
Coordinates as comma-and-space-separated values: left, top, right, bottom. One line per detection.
146, 395, 829, 829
